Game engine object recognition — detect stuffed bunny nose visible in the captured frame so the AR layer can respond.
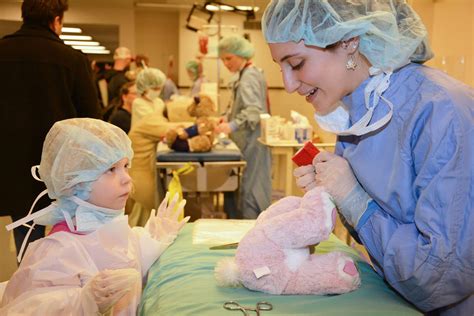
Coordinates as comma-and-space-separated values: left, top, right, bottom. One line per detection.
194, 96, 200, 104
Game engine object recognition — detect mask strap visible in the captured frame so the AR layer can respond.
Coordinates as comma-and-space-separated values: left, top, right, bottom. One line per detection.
16, 223, 36, 263
31, 165, 42, 182
6, 189, 49, 231
8, 202, 57, 263
62, 210, 76, 232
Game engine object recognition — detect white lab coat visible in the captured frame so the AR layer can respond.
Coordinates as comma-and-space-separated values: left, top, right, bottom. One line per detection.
0, 215, 167, 315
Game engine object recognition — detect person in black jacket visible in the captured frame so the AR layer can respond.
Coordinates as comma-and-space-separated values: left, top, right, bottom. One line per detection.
0, 0, 101, 258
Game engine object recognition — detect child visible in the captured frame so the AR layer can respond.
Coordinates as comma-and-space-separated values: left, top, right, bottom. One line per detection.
1, 118, 189, 315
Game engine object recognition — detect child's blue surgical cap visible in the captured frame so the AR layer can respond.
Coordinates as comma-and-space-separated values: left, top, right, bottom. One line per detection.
262, 0, 433, 71
39, 118, 133, 201
218, 35, 255, 60
136, 67, 166, 95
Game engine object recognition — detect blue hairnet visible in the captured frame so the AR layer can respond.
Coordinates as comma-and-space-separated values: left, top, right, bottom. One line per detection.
185, 60, 200, 80
136, 67, 166, 95
38, 118, 133, 223
218, 35, 255, 59
262, 0, 433, 71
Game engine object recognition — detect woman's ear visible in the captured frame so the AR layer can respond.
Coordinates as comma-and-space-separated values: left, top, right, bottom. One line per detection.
340, 37, 360, 55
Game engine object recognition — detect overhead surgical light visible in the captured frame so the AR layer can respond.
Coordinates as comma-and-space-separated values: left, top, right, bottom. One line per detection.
186, 4, 214, 32
236, 6, 259, 12
205, 4, 234, 11
203, 1, 257, 20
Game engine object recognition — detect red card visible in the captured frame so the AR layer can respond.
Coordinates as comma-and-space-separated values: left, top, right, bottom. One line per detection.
292, 141, 320, 166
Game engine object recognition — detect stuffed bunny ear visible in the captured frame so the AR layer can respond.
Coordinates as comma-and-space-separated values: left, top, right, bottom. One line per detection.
214, 257, 241, 288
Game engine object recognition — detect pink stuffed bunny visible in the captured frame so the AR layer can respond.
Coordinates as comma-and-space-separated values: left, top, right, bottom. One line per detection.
215, 187, 360, 295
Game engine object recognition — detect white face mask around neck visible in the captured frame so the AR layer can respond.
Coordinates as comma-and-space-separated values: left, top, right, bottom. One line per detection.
314, 68, 394, 136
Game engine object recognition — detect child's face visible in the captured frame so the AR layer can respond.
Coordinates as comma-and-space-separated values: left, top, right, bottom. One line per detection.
87, 158, 132, 210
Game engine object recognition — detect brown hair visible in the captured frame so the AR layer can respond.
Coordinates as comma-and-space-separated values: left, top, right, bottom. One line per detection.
22, 0, 68, 26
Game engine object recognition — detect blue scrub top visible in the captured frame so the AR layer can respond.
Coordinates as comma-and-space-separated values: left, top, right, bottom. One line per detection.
336, 63, 474, 314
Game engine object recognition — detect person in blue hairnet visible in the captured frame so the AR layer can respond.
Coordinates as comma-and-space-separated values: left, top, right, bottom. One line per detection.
263, 1, 473, 315
216, 35, 272, 219
185, 59, 208, 97
1, 118, 189, 314
132, 67, 167, 127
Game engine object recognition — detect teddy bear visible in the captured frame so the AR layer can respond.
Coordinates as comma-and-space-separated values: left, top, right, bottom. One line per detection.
166, 94, 217, 152
214, 187, 361, 295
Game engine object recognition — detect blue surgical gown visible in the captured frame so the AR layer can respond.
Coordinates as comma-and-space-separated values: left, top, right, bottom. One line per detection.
337, 63, 474, 314
228, 65, 272, 219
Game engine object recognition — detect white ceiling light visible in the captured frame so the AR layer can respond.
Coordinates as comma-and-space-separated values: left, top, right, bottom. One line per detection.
64, 41, 100, 46
61, 27, 82, 33
81, 50, 111, 55
59, 35, 92, 40
72, 45, 106, 50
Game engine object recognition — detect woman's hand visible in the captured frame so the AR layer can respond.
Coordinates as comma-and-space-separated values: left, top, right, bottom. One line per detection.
293, 164, 317, 192
313, 152, 357, 203
313, 152, 371, 227
215, 122, 232, 135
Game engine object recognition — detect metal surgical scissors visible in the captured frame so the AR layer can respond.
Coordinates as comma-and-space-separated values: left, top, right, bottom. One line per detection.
223, 301, 273, 315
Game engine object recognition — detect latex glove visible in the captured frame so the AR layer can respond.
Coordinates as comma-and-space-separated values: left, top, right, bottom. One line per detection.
86, 268, 140, 314
145, 192, 190, 243
313, 151, 372, 227
293, 164, 317, 192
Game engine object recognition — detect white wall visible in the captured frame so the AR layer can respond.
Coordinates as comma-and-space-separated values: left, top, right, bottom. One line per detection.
135, 8, 180, 75
0, 2, 21, 21
413, 0, 473, 87
64, 2, 135, 53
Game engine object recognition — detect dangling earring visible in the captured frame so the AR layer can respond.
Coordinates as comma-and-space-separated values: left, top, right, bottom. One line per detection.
346, 54, 357, 71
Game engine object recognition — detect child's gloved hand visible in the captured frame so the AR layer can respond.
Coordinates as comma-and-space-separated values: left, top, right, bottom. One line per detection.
86, 268, 140, 314
145, 192, 190, 243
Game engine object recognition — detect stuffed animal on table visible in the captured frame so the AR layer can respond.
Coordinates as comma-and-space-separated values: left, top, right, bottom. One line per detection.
166, 95, 217, 152
214, 187, 361, 295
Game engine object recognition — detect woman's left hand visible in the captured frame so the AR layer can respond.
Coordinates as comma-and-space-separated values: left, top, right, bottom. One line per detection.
313, 152, 357, 203
313, 152, 371, 227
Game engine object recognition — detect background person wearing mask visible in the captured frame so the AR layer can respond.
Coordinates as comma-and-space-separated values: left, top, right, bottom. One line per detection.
132, 67, 167, 127
0, 0, 100, 257
262, 0, 473, 314
185, 59, 207, 97
216, 35, 272, 219
108, 81, 137, 134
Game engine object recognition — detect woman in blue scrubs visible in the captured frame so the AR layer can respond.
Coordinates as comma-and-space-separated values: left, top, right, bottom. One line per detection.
262, 1, 473, 315
216, 35, 272, 219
